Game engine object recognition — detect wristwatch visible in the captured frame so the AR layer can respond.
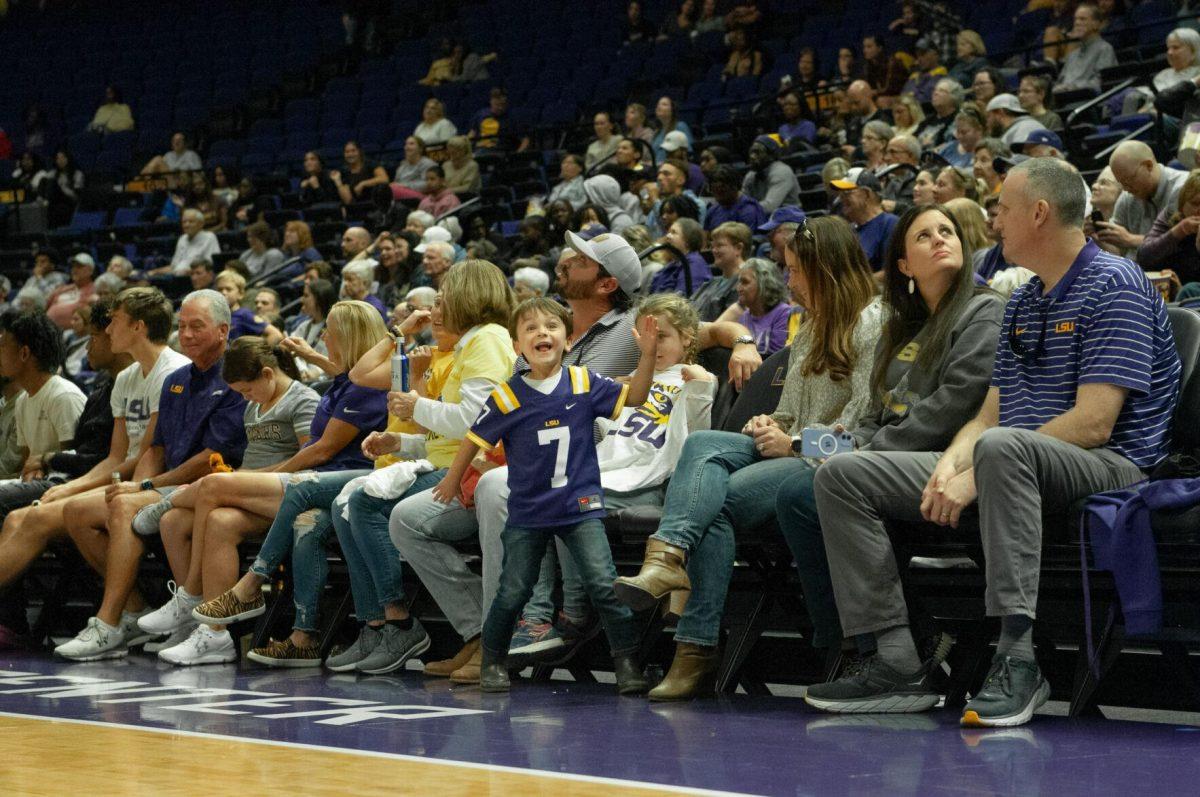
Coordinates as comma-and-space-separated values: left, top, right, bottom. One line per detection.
732, 334, 756, 348
140, 478, 155, 491
790, 435, 804, 456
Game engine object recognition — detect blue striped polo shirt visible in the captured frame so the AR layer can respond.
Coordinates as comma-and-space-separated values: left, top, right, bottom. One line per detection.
992, 240, 1181, 470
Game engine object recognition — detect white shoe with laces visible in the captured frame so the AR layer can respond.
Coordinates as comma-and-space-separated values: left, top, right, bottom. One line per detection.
138, 582, 202, 635
144, 625, 193, 654
158, 625, 237, 666
55, 617, 129, 661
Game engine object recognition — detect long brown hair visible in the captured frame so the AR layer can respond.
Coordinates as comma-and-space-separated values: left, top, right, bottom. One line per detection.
223, 335, 302, 382
787, 216, 876, 382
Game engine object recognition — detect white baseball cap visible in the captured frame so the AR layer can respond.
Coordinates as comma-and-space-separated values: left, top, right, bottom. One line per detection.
564, 230, 642, 296
660, 130, 691, 153
415, 225, 453, 253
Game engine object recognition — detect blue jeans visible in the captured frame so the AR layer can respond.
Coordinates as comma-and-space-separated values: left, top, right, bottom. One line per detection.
774, 462, 842, 649
482, 519, 639, 657
654, 430, 809, 647
249, 470, 369, 632
331, 469, 445, 623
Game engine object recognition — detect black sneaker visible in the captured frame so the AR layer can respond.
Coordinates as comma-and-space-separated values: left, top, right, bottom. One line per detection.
804, 656, 940, 714
961, 656, 1050, 728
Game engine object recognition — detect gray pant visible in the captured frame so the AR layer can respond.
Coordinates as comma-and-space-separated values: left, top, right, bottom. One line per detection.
813, 427, 1145, 636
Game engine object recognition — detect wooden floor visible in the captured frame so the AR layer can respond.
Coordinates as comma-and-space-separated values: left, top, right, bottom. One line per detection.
0, 715, 692, 796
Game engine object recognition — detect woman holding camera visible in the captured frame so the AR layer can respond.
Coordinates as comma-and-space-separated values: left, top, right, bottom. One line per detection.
613, 216, 882, 700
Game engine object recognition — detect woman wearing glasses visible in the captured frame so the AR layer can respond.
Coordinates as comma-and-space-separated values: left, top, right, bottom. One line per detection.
613, 216, 883, 699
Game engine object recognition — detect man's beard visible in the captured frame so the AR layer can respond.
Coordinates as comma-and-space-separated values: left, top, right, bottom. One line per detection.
558, 276, 594, 301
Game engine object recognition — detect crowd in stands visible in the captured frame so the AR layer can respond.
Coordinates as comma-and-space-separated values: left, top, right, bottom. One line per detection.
0, 0, 1198, 730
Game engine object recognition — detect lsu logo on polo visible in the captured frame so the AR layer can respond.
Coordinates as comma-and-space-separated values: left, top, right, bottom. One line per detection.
169, 384, 185, 394
1055, 321, 1075, 334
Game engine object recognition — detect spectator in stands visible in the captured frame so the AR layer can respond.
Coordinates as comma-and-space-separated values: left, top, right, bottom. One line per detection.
188, 260, 215, 292
94, 272, 125, 304
832, 47, 860, 85
46, 253, 96, 330
660, 132, 705, 193
832, 168, 900, 276
142, 132, 202, 176
697, 145, 733, 178
622, 0, 657, 43
1019, 128, 1065, 160
652, 218, 711, 295
910, 169, 937, 207
843, 81, 891, 152
713, 257, 790, 356
722, 28, 763, 78
974, 137, 1011, 197
705, 164, 767, 233
54, 289, 248, 661
947, 30, 989, 87
292, 279, 336, 382
936, 106, 985, 169
340, 260, 387, 321
586, 112, 621, 170
419, 240, 455, 290
413, 98, 458, 147
1018, 75, 1065, 132
152, 209, 220, 277
469, 87, 528, 152
464, 215, 502, 261
743, 135, 799, 215
862, 34, 908, 98
1088, 165, 1121, 228
546, 155, 587, 211
332, 141, 389, 205
692, 221, 749, 322
986, 94, 1048, 148
645, 161, 705, 236
417, 165, 463, 219
758, 205, 805, 266
373, 235, 412, 307
777, 92, 817, 146
808, 158, 1180, 727
860, 120, 894, 173
239, 221, 284, 279
881, 135, 921, 213
253, 288, 282, 325
890, 94, 924, 138
624, 102, 655, 147
943, 196, 991, 267
614, 138, 647, 175
391, 136, 436, 200
660, 0, 697, 39
443, 135, 482, 195
1138, 169, 1200, 288
1101, 141, 1189, 253
513, 267, 550, 301
917, 79, 963, 149
774, 202, 1003, 680
887, 0, 920, 52
934, 165, 980, 204
187, 175, 226, 232
613, 216, 882, 700
282, 220, 321, 265
1054, 3, 1116, 95
11, 151, 41, 193
341, 226, 372, 264
781, 47, 821, 96
181, 301, 390, 667
1040, 0, 1080, 65
105, 255, 133, 282
0, 310, 86, 482
211, 165, 238, 209
215, 271, 283, 344
32, 149, 84, 229
902, 38, 948, 103
88, 85, 134, 134
651, 96, 693, 163
583, 175, 635, 233
969, 67, 1005, 115
694, 0, 724, 36
297, 152, 339, 207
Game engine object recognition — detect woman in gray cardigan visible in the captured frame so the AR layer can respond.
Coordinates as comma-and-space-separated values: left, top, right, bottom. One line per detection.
774, 203, 1005, 663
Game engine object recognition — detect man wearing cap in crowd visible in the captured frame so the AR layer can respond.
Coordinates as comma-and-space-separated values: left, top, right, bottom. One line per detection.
987, 94, 1048, 149
46, 253, 97, 330
743, 135, 800, 214
831, 167, 899, 277
902, 38, 949, 104
645, 160, 706, 237
758, 205, 806, 267
411, 230, 766, 668
660, 131, 705, 194
1020, 129, 1065, 160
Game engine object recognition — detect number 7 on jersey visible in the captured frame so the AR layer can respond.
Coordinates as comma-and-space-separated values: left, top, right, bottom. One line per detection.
537, 427, 570, 488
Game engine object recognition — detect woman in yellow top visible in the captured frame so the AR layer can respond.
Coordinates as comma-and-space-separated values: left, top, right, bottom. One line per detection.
89, 86, 135, 133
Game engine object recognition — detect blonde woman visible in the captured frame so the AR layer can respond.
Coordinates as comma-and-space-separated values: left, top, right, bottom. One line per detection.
891, 94, 925, 137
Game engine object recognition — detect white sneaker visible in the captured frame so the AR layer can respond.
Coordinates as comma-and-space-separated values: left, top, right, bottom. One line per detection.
144, 625, 192, 654
55, 617, 129, 661
120, 609, 156, 648
138, 582, 202, 635
158, 625, 237, 666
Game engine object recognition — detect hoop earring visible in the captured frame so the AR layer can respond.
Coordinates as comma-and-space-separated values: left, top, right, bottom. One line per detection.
907, 278, 915, 295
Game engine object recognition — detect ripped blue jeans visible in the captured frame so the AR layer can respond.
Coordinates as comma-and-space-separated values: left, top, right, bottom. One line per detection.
249, 470, 370, 632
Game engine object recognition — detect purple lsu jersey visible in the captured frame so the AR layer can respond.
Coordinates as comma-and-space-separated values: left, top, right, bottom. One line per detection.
467, 366, 628, 528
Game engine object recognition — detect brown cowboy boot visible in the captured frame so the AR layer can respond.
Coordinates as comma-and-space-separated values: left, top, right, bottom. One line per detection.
613, 538, 690, 612
424, 637, 480, 678
648, 642, 719, 702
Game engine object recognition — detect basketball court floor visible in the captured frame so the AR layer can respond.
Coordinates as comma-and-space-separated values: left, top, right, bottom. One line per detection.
1, 649, 1197, 795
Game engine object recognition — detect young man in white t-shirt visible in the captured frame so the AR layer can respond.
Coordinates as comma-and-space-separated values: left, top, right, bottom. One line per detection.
0, 311, 86, 477
0, 288, 183, 644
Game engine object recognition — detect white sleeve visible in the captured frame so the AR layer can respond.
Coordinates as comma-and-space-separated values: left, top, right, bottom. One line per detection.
682, 378, 716, 433
51, 389, 86, 442
412, 378, 493, 439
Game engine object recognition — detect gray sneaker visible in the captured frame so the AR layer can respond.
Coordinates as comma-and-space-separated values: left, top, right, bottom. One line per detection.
355, 619, 431, 675
325, 625, 384, 672
132, 496, 174, 537
961, 656, 1050, 728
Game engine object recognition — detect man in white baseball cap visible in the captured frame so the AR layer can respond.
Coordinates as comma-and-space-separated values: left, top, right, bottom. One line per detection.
414, 224, 453, 253
985, 93, 1047, 148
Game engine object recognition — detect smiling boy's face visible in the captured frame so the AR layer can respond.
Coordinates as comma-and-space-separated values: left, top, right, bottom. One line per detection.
516, 308, 569, 371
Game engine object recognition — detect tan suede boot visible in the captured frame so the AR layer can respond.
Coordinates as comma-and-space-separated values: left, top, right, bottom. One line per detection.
448, 645, 483, 684
613, 538, 691, 612
648, 642, 719, 702
663, 589, 690, 623
424, 637, 480, 678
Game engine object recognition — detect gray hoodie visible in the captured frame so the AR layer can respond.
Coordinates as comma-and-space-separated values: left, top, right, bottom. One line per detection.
584, 175, 634, 233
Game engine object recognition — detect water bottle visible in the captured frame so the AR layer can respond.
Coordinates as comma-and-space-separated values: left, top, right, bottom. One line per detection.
390, 337, 410, 393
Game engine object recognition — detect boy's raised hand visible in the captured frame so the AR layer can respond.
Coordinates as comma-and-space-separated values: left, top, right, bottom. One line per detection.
431, 472, 460, 505
632, 314, 659, 359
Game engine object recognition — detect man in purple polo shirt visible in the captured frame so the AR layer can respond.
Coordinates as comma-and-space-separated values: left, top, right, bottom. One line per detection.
56, 289, 248, 661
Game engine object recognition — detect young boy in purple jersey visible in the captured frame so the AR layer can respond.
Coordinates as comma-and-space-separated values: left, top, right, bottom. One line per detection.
432, 297, 658, 693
